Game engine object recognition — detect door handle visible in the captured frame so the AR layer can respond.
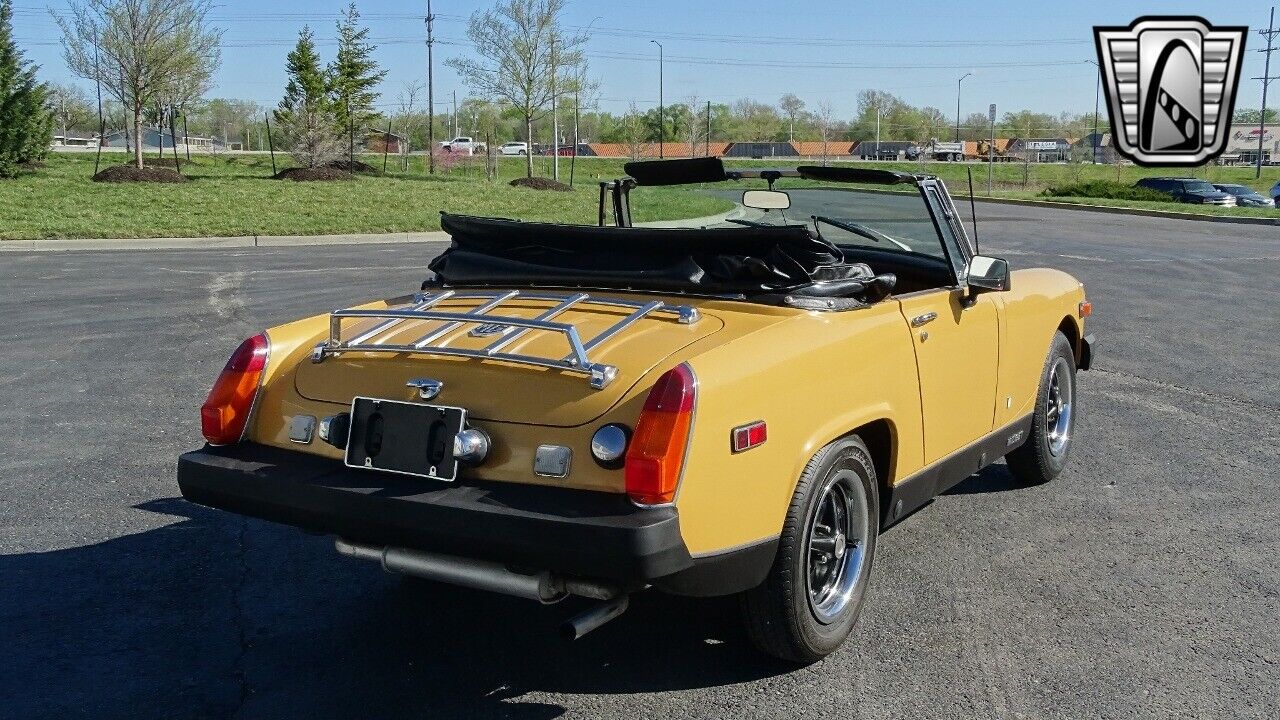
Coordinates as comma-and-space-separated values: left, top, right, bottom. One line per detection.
911, 312, 937, 328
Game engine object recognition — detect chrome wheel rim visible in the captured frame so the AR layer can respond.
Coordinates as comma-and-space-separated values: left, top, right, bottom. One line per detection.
805, 471, 870, 624
1045, 357, 1074, 457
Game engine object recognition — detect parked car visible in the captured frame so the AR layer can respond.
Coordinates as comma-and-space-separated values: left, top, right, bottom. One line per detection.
1135, 177, 1237, 206
440, 136, 486, 155
498, 141, 529, 156
539, 144, 577, 156
1212, 183, 1276, 208
1271, 180, 1280, 205
179, 158, 1093, 663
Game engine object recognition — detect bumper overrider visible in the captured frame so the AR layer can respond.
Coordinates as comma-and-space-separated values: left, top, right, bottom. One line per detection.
178, 443, 762, 596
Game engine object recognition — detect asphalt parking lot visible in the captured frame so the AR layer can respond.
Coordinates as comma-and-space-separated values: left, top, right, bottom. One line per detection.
2, 203, 1278, 719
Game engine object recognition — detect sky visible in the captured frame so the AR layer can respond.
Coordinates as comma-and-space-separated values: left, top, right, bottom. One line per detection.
9, 0, 1277, 123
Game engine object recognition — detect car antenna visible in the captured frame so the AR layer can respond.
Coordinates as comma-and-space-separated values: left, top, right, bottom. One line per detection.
966, 167, 980, 252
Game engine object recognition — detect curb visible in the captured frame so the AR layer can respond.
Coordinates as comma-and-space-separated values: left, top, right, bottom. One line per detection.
0, 231, 452, 252
967, 194, 1280, 226
845, 186, 1280, 226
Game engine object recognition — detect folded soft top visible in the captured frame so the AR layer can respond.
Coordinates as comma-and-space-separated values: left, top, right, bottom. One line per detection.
428, 213, 852, 294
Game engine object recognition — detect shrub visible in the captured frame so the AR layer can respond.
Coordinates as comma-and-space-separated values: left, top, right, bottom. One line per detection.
1042, 180, 1169, 202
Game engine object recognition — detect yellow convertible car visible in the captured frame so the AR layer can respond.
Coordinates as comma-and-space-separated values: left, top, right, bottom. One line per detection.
179, 158, 1093, 662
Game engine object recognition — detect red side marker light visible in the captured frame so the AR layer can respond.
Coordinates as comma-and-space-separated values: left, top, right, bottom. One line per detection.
1079, 300, 1093, 318
731, 421, 767, 453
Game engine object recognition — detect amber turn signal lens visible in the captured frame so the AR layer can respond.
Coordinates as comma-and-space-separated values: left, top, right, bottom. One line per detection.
201, 334, 269, 445
1079, 300, 1093, 318
625, 363, 696, 505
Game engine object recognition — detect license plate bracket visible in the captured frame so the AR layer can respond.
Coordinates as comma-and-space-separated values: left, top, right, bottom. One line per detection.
345, 396, 466, 481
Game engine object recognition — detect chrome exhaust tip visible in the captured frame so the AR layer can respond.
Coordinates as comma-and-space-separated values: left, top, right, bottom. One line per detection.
560, 595, 630, 641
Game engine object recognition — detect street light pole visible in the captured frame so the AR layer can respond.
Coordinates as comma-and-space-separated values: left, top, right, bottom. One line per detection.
651, 40, 664, 159
955, 72, 972, 142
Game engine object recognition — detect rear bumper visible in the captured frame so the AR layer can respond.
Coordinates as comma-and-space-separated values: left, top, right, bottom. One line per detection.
177, 443, 694, 585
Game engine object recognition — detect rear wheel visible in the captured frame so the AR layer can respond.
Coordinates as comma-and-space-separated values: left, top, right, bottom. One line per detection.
740, 436, 878, 663
1006, 332, 1076, 485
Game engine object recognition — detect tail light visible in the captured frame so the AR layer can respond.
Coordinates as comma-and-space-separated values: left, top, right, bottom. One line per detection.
201, 334, 270, 445
625, 363, 696, 505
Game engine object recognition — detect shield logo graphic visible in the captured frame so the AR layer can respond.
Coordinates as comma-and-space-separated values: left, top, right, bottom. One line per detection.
1094, 16, 1247, 166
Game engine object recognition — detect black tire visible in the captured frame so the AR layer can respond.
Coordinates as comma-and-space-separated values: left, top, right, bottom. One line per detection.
740, 436, 879, 664
1006, 332, 1077, 485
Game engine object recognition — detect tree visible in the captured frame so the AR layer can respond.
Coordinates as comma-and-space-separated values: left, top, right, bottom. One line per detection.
448, 0, 587, 178
47, 82, 96, 141
0, 0, 54, 176
328, 4, 385, 139
56, 0, 221, 169
815, 101, 834, 165
276, 26, 329, 126
283, 102, 344, 169
1234, 108, 1279, 124
779, 93, 804, 143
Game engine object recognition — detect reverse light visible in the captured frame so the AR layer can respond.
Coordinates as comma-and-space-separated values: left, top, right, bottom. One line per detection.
625, 364, 696, 505
200, 334, 269, 445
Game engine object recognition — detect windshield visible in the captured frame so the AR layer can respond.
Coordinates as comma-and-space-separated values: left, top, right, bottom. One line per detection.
636, 183, 952, 262
1183, 180, 1217, 193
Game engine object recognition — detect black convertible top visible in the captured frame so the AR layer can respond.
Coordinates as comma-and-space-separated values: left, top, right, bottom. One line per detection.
429, 212, 854, 294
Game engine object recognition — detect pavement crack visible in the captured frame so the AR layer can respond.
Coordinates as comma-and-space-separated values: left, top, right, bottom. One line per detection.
1092, 367, 1278, 413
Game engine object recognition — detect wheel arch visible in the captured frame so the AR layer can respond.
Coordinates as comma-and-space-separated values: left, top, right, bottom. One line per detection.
1057, 314, 1083, 366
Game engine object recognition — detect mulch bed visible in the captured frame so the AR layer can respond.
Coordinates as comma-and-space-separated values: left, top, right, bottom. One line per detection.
509, 176, 572, 191
92, 165, 189, 183
273, 166, 354, 182
326, 159, 379, 174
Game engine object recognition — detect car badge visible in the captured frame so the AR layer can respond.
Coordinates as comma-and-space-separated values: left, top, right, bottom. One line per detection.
1094, 16, 1247, 166
468, 323, 508, 338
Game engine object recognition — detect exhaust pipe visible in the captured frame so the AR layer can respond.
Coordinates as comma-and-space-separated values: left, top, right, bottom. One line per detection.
561, 595, 630, 640
334, 538, 618, 604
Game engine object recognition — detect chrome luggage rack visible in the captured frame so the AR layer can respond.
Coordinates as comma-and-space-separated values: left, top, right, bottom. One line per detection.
310, 289, 701, 390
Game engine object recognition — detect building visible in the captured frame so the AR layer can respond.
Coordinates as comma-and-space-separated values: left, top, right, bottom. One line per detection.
51, 133, 97, 147
1075, 132, 1123, 164
100, 128, 228, 152
1225, 124, 1279, 166
850, 140, 919, 161
365, 131, 408, 154
1007, 138, 1072, 163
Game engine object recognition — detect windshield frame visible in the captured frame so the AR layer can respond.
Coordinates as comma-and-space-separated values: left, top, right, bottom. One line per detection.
603, 163, 970, 290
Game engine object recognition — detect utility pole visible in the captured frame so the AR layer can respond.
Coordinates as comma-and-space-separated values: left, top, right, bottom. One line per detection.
955, 72, 972, 142
987, 103, 996, 195
1089, 60, 1101, 164
1255, 7, 1278, 179
706, 100, 711, 157
875, 106, 880, 158
425, 0, 435, 174
651, 40, 664, 159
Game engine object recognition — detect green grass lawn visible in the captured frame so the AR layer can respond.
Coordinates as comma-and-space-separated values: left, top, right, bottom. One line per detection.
2, 152, 1276, 241
0, 153, 731, 241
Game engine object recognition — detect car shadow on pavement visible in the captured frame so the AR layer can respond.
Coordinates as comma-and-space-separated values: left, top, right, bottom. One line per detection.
2, 498, 792, 720
942, 463, 1022, 495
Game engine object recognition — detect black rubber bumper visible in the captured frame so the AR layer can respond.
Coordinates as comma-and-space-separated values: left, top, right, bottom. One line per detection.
177, 443, 693, 584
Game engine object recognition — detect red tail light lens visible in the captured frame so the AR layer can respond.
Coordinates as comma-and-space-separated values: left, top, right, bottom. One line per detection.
200, 334, 269, 445
625, 363, 696, 505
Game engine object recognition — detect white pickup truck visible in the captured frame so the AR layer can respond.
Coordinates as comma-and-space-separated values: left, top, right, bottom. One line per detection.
439, 136, 487, 155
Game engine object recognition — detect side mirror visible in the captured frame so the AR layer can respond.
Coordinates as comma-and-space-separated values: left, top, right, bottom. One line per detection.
965, 255, 1010, 295
742, 189, 791, 211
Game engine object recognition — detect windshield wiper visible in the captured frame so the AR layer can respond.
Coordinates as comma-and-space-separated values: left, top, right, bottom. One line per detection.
811, 216, 912, 252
